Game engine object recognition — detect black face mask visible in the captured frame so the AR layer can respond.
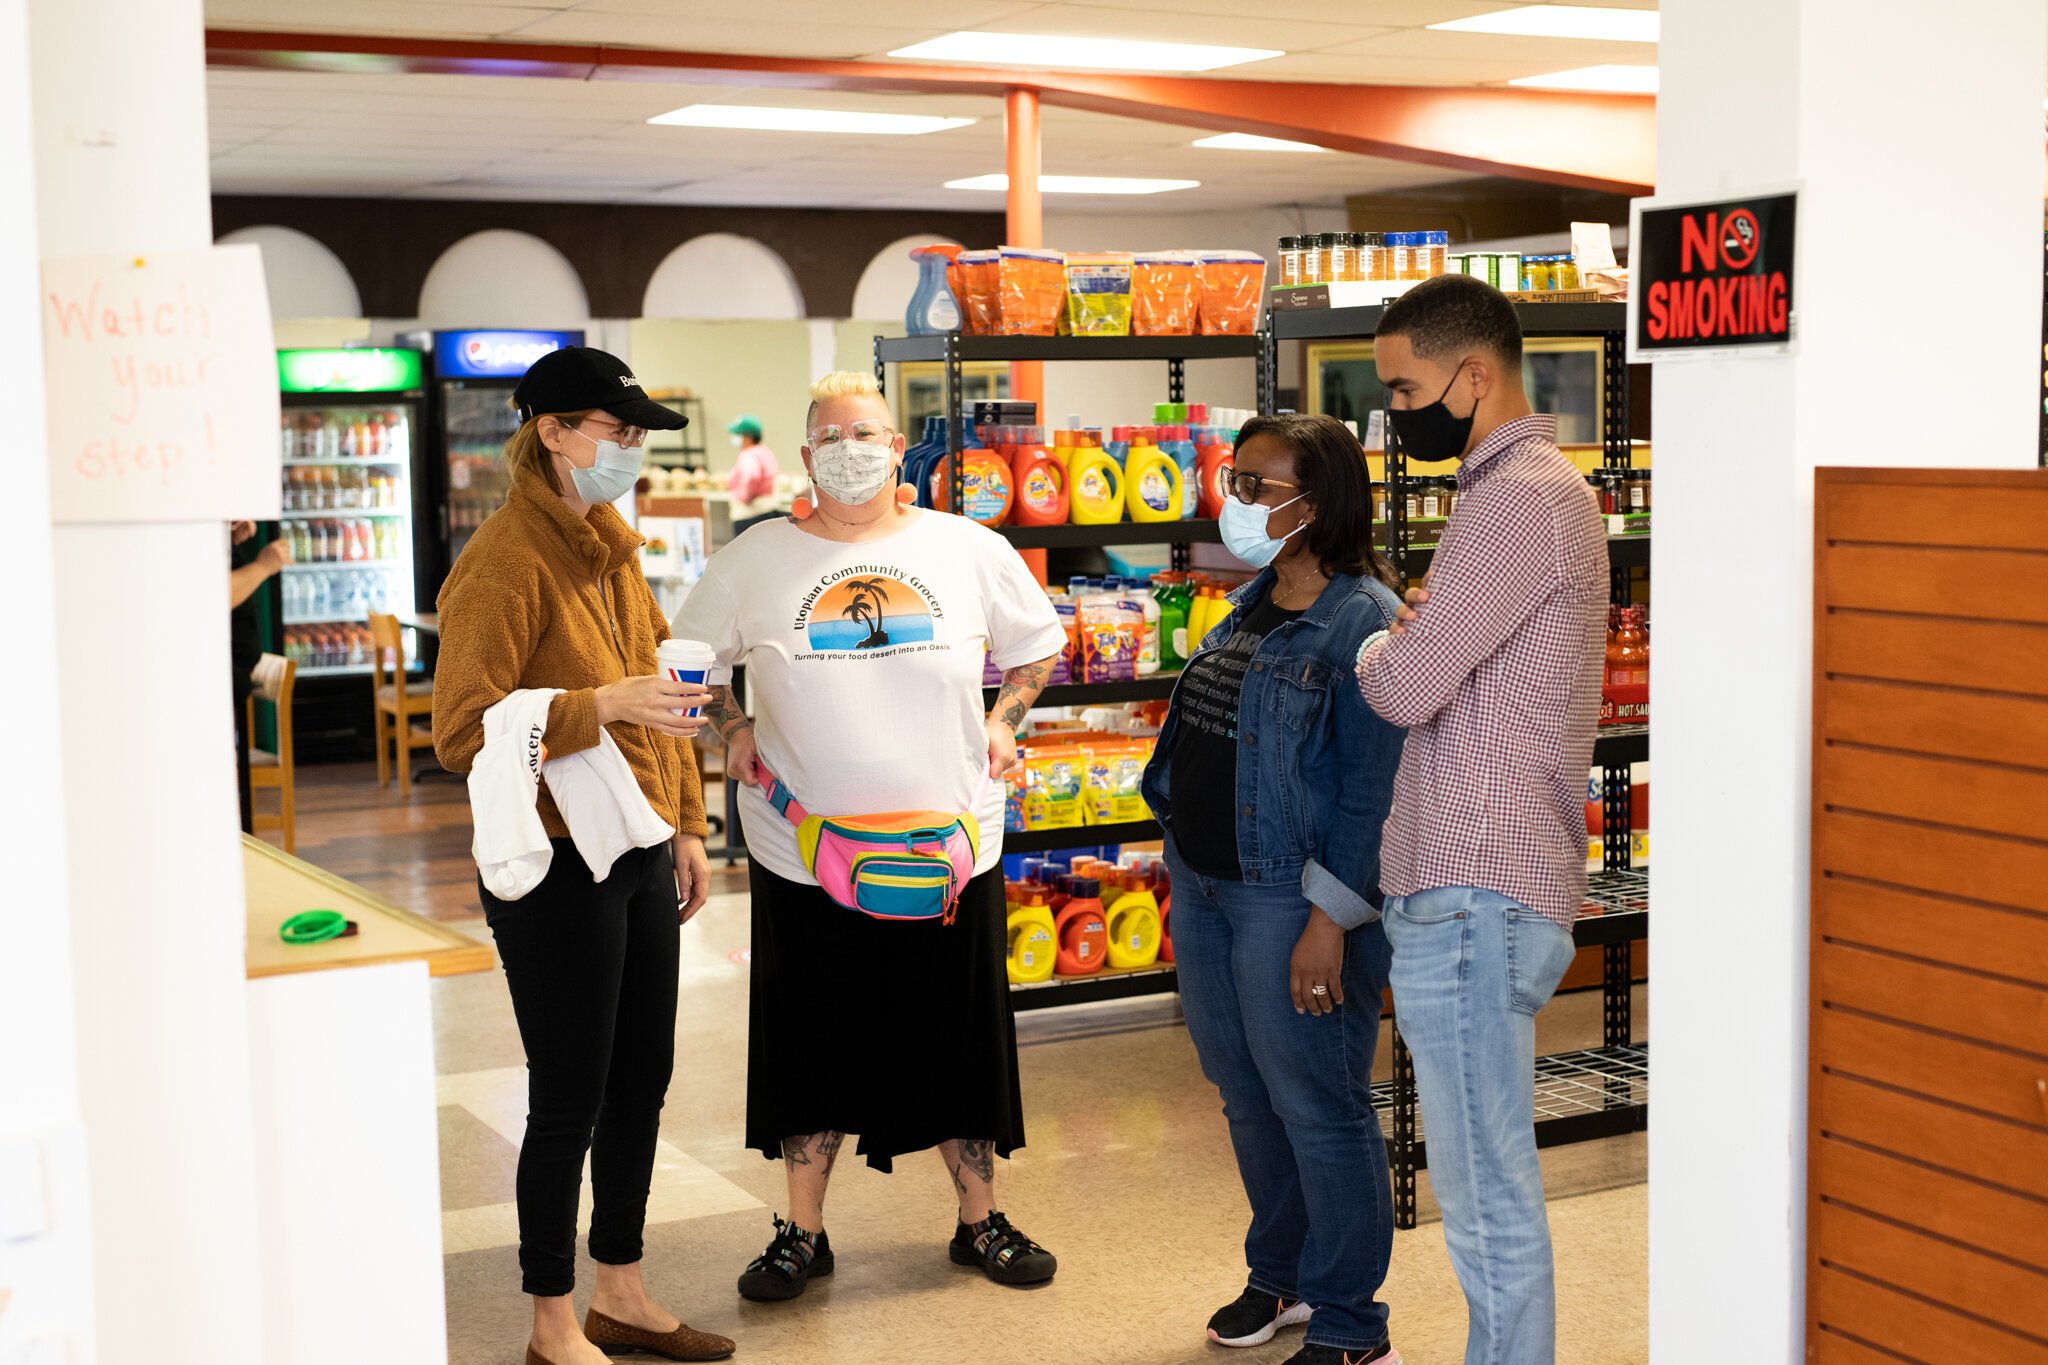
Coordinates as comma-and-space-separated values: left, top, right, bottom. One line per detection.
1387, 366, 1476, 464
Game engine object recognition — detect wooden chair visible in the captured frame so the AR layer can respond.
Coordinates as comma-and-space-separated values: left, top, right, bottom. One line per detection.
369, 612, 435, 798
246, 652, 298, 852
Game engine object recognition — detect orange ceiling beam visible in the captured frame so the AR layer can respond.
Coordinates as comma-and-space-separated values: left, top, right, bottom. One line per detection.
203, 30, 1655, 195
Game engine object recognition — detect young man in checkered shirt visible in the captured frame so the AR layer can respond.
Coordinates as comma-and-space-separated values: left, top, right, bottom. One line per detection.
1355, 275, 1609, 1365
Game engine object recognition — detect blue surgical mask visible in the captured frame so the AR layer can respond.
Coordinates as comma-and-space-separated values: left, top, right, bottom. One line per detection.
566, 428, 645, 505
1219, 492, 1307, 568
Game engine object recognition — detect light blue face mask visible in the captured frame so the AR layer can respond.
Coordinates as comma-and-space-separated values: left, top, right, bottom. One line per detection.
1219, 491, 1307, 568
565, 427, 646, 505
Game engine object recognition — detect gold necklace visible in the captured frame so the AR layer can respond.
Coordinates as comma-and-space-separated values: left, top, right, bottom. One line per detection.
1274, 558, 1326, 606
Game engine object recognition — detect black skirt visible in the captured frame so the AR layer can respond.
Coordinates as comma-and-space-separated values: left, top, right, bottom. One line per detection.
744, 860, 1025, 1173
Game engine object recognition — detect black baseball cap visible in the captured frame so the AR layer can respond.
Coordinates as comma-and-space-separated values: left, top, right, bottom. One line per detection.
513, 346, 688, 430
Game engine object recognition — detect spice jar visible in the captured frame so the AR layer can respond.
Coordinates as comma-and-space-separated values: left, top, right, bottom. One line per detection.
1402, 482, 1423, 520
1279, 236, 1302, 288
1340, 232, 1365, 283
1371, 480, 1388, 522
1301, 234, 1326, 286
1420, 230, 1450, 278
1361, 231, 1387, 282
1623, 467, 1652, 513
1440, 478, 1458, 519
1598, 468, 1626, 515
1324, 232, 1353, 285
1417, 477, 1445, 519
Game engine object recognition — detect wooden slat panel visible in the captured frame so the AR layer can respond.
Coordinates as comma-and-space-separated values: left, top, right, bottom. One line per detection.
1814, 1203, 2048, 1339
1819, 744, 2048, 846
1813, 1073, 2048, 1201
1822, 678, 2048, 771
1818, 809, 2048, 917
1823, 482, 2048, 552
1817, 1010, 2048, 1127
1817, 940, 2048, 1056
1824, 610, 2048, 698
1812, 1265, 2048, 1364
1811, 1330, 1923, 1365
1817, 878, 2048, 988
1814, 1137, 2048, 1271
1821, 545, 2048, 624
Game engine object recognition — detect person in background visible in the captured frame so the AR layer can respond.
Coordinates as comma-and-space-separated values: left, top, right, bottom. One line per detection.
432, 346, 733, 1365
723, 413, 782, 535
1357, 275, 1607, 1365
1141, 414, 1407, 1365
673, 371, 1066, 1306
228, 520, 291, 833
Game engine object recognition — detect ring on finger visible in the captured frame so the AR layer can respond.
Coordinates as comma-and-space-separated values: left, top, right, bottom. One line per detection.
1309, 985, 1329, 997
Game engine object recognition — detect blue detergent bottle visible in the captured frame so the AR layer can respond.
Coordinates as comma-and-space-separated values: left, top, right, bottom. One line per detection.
1158, 424, 1200, 519
905, 246, 963, 336
902, 416, 946, 507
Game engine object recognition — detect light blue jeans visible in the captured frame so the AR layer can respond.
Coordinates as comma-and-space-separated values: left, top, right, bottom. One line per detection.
1382, 886, 1577, 1365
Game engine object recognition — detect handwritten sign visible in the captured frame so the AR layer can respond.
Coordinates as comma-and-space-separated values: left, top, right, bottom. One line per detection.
41, 245, 281, 522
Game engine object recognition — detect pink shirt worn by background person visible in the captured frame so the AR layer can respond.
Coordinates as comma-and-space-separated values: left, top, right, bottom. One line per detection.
1356, 413, 1608, 929
724, 443, 780, 506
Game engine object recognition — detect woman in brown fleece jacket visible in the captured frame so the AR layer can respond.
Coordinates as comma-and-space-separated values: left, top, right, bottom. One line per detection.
433, 346, 732, 1365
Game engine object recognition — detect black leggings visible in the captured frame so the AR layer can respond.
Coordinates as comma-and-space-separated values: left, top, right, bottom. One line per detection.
479, 839, 680, 1297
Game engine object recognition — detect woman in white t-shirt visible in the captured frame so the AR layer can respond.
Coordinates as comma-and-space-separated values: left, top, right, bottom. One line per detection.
673, 371, 1067, 1305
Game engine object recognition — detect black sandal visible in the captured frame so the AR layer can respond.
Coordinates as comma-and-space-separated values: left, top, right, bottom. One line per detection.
737, 1215, 834, 1301
949, 1211, 1058, 1286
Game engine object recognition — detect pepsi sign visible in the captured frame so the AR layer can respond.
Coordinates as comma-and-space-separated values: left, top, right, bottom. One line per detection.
434, 329, 584, 379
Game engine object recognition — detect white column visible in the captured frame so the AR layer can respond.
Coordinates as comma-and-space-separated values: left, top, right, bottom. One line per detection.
26, 0, 269, 1361
0, 0, 95, 1356
1649, 1, 2045, 1359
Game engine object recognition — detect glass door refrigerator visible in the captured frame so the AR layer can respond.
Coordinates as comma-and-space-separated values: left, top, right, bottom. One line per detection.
410, 329, 583, 599
273, 347, 429, 757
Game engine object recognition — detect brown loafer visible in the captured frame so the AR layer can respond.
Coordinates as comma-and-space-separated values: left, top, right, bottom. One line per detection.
583, 1307, 736, 1361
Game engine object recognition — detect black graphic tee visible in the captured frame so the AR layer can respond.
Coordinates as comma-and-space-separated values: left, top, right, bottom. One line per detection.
1168, 587, 1303, 880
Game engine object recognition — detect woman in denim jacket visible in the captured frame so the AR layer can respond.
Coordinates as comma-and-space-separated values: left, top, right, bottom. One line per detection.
1141, 413, 1407, 1365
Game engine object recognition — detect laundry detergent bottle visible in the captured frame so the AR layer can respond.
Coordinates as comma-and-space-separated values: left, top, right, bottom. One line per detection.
1158, 424, 1200, 519
1069, 445, 1126, 525
960, 447, 1014, 526
1195, 430, 1234, 520
1010, 428, 1068, 526
1007, 889, 1058, 984
1054, 878, 1109, 976
1124, 431, 1183, 523
1105, 874, 1162, 970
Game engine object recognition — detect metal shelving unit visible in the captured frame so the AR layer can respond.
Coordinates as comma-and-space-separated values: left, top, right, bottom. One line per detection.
875, 331, 1267, 1011
1272, 303, 1650, 1226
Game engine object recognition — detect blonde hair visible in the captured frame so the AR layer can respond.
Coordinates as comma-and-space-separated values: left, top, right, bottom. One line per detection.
806, 370, 886, 432
503, 409, 599, 497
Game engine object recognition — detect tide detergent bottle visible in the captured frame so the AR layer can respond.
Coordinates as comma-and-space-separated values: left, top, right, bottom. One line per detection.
1156, 866, 1174, 963
1124, 430, 1183, 523
1069, 443, 1126, 525
1055, 877, 1109, 976
1158, 424, 1200, 519
1105, 871, 1162, 970
1196, 429, 1234, 520
1105, 425, 1135, 469
960, 445, 1015, 526
1010, 429, 1069, 526
1007, 887, 1058, 984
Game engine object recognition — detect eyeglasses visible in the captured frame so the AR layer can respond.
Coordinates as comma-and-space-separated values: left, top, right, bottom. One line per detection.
1222, 463, 1302, 506
808, 421, 895, 446
567, 415, 648, 449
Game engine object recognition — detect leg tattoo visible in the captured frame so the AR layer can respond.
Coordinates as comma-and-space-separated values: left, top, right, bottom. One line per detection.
782, 1131, 846, 1171
958, 1140, 995, 1186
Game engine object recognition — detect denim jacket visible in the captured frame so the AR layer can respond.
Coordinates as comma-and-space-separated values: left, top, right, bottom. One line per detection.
1140, 568, 1405, 930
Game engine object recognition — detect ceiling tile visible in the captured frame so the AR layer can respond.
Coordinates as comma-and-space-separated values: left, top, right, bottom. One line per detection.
957, 4, 1396, 54
575, 0, 1038, 23
501, 10, 939, 57
1043, 0, 1514, 23
1325, 29, 1657, 66
204, 0, 569, 37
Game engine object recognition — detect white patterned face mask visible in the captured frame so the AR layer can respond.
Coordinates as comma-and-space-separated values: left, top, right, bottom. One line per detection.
809, 437, 896, 505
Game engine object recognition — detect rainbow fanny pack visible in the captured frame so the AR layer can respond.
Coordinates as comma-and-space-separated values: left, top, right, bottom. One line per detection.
758, 762, 989, 925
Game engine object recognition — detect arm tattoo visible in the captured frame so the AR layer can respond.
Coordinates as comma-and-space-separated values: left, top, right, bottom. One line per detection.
989, 656, 1056, 732
958, 1139, 996, 1186
701, 685, 752, 746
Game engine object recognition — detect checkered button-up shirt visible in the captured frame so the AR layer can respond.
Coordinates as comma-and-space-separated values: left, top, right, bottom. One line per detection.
1357, 414, 1607, 928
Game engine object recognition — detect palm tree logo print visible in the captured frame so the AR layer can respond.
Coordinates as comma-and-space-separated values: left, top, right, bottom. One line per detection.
840, 577, 894, 649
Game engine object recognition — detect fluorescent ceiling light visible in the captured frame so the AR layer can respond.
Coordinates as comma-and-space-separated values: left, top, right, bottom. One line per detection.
1431, 6, 1659, 42
1508, 64, 1659, 93
945, 174, 1200, 196
891, 31, 1281, 73
1192, 133, 1329, 153
647, 105, 975, 135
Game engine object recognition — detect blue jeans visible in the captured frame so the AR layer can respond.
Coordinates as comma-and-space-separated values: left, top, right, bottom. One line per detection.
1382, 886, 1578, 1365
1167, 838, 1395, 1353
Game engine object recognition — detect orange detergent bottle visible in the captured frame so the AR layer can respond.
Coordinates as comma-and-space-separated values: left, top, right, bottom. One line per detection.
1055, 877, 1109, 976
1010, 430, 1069, 526
1196, 433, 1234, 520
1156, 866, 1174, 963
960, 447, 1015, 526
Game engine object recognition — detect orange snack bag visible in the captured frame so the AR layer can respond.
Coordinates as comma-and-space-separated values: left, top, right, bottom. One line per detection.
1198, 250, 1268, 335
946, 254, 974, 333
958, 250, 1001, 334
1132, 252, 1200, 335
997, 247, 1067, 336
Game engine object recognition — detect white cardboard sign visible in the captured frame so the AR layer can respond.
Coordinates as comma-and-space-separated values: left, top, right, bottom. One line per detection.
40, 245, 281, 523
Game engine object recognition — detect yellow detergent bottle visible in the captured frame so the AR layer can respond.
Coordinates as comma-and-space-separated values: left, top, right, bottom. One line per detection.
1105, 875, 1163, 970
1068, 445, 1126, 524
1007, 889, 1058, 984
1124, 434, 1184, 523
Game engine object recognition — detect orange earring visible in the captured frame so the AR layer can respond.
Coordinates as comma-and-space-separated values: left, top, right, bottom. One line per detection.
895, 485, 917, 506
791, 496, 815, 520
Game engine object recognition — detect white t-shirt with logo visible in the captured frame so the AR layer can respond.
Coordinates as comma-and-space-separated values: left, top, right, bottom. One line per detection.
671, 511, 1066, 885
